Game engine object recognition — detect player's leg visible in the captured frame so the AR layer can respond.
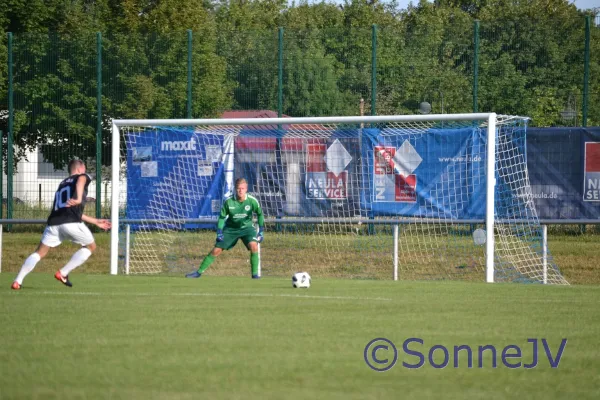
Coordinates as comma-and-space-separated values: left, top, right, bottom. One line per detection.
197, 247, 223, 273
186, 246, 223, 278
54, 223, 95, 287
12, 241, 52, 289
56, 242, 95, 284
186, 231, 239, 277
241, 227, 260, 279
248, 243, 260, 279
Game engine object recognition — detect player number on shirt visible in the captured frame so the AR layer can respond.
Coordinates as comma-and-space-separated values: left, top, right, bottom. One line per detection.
54, 186, 71, 210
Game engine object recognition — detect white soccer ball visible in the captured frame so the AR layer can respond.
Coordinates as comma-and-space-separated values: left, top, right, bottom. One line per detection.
473, 228, 486, 246
292, 272, 311, 288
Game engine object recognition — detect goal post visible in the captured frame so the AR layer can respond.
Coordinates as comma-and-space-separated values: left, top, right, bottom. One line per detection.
110, 114, 568, 284
486, 113, 496, 283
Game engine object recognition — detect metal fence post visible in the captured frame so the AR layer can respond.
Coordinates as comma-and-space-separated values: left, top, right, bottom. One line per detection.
7, 33, 14, 228
473, 20, 480, 113
187, 29, 193, 119
582, 16, 590, 127
371, 24, 377, 116
96, 32, 103, 218
278, 27, 283, 118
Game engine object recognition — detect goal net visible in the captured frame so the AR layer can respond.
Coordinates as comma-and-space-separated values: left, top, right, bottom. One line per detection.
110, 114, 568, 284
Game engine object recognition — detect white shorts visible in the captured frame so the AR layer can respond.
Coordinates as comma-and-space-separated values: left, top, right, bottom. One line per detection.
41, 223, 95, 248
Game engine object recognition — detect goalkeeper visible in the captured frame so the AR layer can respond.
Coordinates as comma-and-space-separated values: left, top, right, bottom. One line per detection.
186, 178, 265, 279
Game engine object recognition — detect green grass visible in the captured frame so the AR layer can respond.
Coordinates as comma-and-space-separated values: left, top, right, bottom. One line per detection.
1, 275, 599, 399
1, 230, 599, 283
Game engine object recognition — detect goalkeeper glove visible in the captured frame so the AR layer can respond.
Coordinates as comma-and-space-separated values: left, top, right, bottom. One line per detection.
216, 229, 224, 242
257, 227, 264, 243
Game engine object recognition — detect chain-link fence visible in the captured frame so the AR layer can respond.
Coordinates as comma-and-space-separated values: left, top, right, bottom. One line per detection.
1, 16, 599, 220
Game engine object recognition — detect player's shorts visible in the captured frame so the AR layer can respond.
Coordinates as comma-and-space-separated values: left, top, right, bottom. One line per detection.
41, 223, 95, 248
216, 226, 258, 250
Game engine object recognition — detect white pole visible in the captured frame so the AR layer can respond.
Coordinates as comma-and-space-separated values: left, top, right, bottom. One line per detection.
486, 113, 497, 283
223, 134, 235, 199
112, 113, 495, 128
543, 225, 548, 284
393, 224, 399, 281
125, 224, 131, 275
110, 121, 120, 275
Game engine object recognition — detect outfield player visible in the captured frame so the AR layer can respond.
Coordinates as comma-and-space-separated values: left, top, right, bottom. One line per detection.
10, 159, 111, 290
186, 178, 264, 279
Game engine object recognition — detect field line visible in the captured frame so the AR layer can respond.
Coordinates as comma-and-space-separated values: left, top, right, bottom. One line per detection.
8, 290, 393, 302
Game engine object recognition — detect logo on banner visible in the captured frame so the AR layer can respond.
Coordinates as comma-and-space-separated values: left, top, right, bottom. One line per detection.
306, 139, 352, 199
160, 138, 197, 151
584, 142, 600, 201
374, 141, 422, 203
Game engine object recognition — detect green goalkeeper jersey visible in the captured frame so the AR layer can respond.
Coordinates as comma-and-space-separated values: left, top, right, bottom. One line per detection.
217, 194, 265, 231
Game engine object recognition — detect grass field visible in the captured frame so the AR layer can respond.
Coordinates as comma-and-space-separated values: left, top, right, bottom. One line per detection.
1, 274, 599, 399
1, 229, 599, 283
1, 228, 598, 398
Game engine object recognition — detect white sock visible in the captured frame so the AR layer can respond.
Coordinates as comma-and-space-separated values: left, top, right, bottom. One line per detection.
15, 253, 42, 285
60, 248, 92, 277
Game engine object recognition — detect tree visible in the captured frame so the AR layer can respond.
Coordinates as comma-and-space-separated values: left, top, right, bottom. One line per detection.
280, 30, 356, 117
2, 0, 231, 169
380, 0, 473, 115
1, 0, 598, 175
475, 0, 585, 124
212, 0, 289, 111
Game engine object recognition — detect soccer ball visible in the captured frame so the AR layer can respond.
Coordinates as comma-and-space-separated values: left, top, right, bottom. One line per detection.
292, 272, 311, 288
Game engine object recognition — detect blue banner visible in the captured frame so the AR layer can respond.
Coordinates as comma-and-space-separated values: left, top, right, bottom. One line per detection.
126, 128, 226, 229
125, 126, 600, 225
527, 127, 600, 220
360, 127, 487, 219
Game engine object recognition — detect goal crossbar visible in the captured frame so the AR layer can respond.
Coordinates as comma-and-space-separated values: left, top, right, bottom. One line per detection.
111, 113, 497, 128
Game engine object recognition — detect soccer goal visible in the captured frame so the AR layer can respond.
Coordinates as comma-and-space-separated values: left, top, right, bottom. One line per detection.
110, 114, 568, 284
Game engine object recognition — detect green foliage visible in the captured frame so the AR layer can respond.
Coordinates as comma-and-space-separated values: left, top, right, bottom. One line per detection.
282, 29, 356, 116
528, 87, 563, 127
395, 2, 474, 114
0, 0, 598, 168
476, 0, 587, 124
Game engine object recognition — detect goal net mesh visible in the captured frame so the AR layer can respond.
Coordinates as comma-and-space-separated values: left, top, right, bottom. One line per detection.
115, 115, 567, 284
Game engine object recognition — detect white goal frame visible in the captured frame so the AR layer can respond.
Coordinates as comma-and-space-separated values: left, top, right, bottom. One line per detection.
111, 113, 498, 281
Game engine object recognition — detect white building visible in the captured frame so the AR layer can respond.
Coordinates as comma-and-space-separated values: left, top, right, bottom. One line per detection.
2, 146, 114, 209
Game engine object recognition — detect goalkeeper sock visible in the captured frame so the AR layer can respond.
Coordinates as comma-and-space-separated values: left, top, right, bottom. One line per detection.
250, 252, 259, 276
15, 252, 42, 285
60, 248, 92, 276
198, 254, 215, 273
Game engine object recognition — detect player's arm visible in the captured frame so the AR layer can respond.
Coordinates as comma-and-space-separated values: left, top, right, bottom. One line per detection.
254, 200, 265, 228
81, 214, 112, 231
66, 175, 88, 207
215, 202, 228, 241
217, 202, 228, 230
254, 199, 265, 242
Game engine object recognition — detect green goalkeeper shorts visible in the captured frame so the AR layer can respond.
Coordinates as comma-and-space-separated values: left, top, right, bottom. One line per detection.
216, 226, 259, 250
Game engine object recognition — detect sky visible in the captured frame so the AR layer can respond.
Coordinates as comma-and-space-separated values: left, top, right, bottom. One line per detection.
395, 0, 599, 10
569, 0, 598, 9
302, 0, 599, 11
